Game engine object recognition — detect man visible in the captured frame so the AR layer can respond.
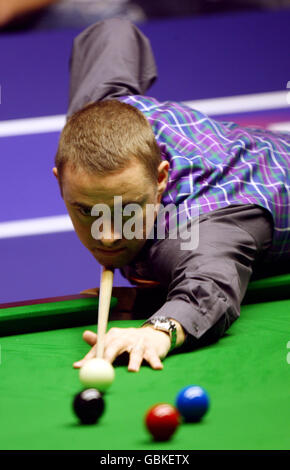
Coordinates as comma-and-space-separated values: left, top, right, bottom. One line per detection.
53, 18, 290, 372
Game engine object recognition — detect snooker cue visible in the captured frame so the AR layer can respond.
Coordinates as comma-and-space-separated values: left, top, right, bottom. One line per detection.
96, 267, 114, 358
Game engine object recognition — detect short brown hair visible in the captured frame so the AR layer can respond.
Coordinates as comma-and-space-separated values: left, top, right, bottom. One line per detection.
55, 100, 161, 185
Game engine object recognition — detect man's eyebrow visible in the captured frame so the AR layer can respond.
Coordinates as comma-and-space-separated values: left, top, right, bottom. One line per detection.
119, 197, 147, 207
70, 197, 147, 209
70, 201, 93, 209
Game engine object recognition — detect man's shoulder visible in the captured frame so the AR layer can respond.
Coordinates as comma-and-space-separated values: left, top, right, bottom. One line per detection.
117, 94, 162, 110
117, 95, 204, 126
117, 95, 191, 112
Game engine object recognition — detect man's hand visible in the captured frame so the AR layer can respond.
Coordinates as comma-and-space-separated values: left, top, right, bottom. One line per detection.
73, 326, 171, 372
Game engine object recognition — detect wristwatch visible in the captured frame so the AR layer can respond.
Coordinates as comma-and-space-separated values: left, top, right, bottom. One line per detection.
143, 316, 177, 351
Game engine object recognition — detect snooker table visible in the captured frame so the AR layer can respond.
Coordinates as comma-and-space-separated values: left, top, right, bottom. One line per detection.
0, 275, 289, 451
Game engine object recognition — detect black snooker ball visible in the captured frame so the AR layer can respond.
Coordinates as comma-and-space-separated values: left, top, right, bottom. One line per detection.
73, 388, 105, 424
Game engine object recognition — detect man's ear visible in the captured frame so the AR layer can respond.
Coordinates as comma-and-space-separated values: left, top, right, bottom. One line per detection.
52, 167, 58, 180
52, 167, 63, 197
157, 161, 169, 197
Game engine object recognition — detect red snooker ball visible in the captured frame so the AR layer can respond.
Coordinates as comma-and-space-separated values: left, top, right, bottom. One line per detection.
145, 403, 180, 441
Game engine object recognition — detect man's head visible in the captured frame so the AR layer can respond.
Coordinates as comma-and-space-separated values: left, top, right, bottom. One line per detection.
53, 100, 169, 268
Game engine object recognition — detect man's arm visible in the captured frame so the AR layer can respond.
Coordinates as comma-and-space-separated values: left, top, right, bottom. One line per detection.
68, 17, 157, 117
140, 204, 273, 348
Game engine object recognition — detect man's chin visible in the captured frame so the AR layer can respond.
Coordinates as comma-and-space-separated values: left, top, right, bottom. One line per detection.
92, 251, 132, 269
102, 259, 128, 269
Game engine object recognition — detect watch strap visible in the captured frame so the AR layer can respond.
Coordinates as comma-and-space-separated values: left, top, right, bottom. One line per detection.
142, 317, 177, 351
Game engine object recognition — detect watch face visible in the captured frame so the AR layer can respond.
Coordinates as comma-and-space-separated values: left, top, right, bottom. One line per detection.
153, 317, 173, 332
155, 318, 168, 327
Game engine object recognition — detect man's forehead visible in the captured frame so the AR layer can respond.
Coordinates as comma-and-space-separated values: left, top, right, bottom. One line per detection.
62, 163, 153, 204
63, 159, 147, 183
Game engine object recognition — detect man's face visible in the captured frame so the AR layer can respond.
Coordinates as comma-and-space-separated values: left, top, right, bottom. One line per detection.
53, 159, 168, 268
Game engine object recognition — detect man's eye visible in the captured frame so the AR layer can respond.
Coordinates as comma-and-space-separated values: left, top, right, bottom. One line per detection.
78, 207, 91, 216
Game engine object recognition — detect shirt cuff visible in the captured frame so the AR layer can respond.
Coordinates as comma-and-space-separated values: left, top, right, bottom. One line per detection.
147, 298, 213, 339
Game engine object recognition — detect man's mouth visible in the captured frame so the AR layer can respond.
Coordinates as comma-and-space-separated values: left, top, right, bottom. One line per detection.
95, 247, 126, 256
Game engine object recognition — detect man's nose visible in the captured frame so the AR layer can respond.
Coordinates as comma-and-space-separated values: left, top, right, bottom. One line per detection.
99, 226, 122, 247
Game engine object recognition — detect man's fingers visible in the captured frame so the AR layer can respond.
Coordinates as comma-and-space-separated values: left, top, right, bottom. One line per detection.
74, 328, 167, 371
128, 345, 164, 372
128, 341, 145, 372
73, 345, 97, 368
104, 341, 126, 365
144, 349, 164, 370
73, 331, 97, 368
83, 330, 97, 346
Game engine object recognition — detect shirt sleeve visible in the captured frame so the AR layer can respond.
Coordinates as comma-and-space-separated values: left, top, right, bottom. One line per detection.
124, 204, 273, 348
67, 17, 157, 117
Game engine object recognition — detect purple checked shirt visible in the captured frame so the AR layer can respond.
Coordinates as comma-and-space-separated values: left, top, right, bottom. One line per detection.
118, 95, 290, 259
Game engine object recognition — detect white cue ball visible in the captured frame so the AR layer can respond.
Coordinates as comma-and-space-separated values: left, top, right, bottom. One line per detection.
79, 358, 115, 392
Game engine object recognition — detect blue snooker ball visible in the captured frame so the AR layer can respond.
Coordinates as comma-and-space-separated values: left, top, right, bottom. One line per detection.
175, 385, 209, 422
